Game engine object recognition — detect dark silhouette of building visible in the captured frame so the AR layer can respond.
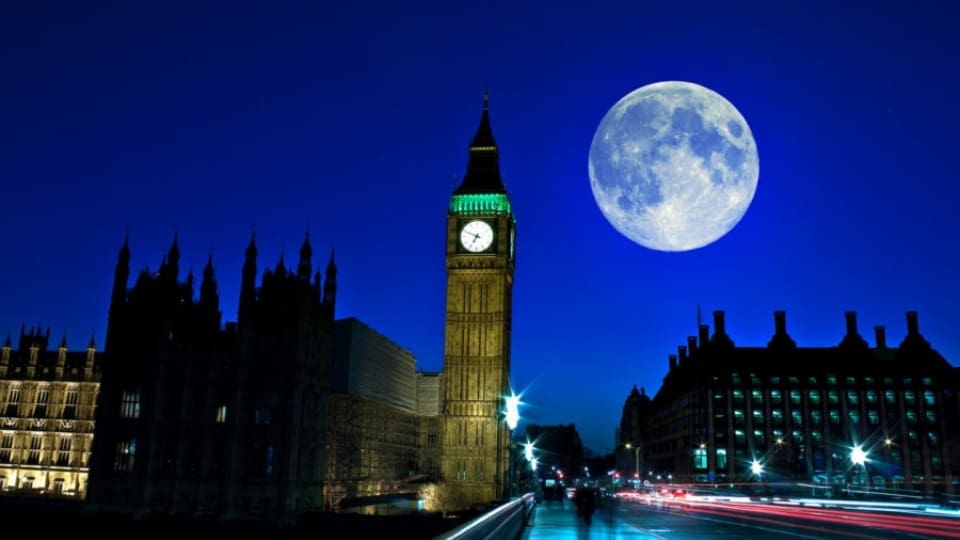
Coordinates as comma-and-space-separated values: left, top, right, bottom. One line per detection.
616, 385, 650, 481
622, 309, 960, 495
87, 232, 337, 522
525, 423, 584, 486
0, 328, 100, 498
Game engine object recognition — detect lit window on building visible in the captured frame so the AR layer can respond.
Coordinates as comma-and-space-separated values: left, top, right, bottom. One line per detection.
733, 390, 744, 403
751, 374, 761, 385
753, 410, 763, 424
883, 377, 894, 386
734, 429, 745, 444
716, 448, 727, 469
791, 410, 802, 425
924, 391, 936, 406
752, 390, 763, 405
808, 376, 817, 385
34, 387, 50, 418
788, 376, 799, 385
791, 430, 803, 442
845, 376, 856, 385
693, 447, 707, 470
121, 390, 141, 419
811, 430, 822, 443
885, 390, 897, 404
216, 405, 228, 423
827, 375, 837, 385
829, 410, 840, 425
753, 430, 765, 445
789, 390, 801, 405
53, 478, 64, 493
866, 390, 877, 403
868, 410, 879, 425
926, 411, 936, 424
922, 377, 932, 386
734, 410, 744, 424
63, 388, 78, 420
847, 390, 859, 405
22, 477, 34, 489
772, 410, 783, 425
864, 376, 875, 385
904, 391, 916, 405
771, 390, 782, 405
114, 438, 136, 472
908, 431, 920, 447
5, 386, 20, 416
808, 390, 821, 405
849, 411, 860, 424
57, 437, 71, 466
28, 434, 41, 464
811, 411, 822, 424
732, 373, 741, 385
0, 434, 12, 463
770, 376, 781, 385
903, 377, 913, 386
828, 390, 839, 404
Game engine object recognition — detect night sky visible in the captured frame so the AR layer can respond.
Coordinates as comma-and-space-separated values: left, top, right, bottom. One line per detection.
3, 1, 959, 455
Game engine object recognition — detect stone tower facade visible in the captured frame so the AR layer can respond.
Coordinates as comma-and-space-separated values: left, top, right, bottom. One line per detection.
440, 95, 517, 507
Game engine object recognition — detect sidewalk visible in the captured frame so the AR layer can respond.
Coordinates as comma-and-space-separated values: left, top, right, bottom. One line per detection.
520, 498, 659, 539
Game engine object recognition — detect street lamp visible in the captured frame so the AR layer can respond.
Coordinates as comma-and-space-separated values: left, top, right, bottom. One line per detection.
625, 443, 640, 484
504, 392, 520, 498
850, 445, 869, 490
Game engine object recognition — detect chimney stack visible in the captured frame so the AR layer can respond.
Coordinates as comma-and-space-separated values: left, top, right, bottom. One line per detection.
698, 324, 709, 348
774, 310, 787, 335
906, 311, 919, 335
713, 310, 726, 336
874, 325, 886, 349
845, 311, 858, 335
678, 345, 687, 363
669, 354, 677, 371
687, 336, 697, 354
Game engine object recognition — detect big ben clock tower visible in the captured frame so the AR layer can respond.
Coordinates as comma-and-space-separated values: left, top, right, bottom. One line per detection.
441, 93, 516, 506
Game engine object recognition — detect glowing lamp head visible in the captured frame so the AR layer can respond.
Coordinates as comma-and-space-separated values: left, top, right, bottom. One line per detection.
751, 460, 763, 476
505, 393, 520, 430
851, 445, 868, 466
524, 441, 534, 462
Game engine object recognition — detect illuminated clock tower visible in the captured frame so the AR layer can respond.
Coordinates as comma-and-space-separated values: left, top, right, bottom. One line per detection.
441, 94, 516, 506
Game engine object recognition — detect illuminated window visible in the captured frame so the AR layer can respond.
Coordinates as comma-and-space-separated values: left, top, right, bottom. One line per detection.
847, 390, 858, 405
34, 387, 50, 418
868, 410, 879, 425
770, 376, 781, 385
753, 410, 764, 424
121, 390, 141, 419
791, 430, 803, 442
5, 386, 20, 416
0, 434, 12, 463
922, 377, 932, 386
752, 390, 763, 405
114, 438, 136, 472
693, 448, 707, 470
63, 388, 78, 420
828, 390, 839, 404
716, 448, 727, 469
827, 376, 837, 385
903, 377, 913, 386
848, 411, 860, 424
924, 391, 936, 406
732, 373, 742, 385
829, 410, 840, 424
811, 430, 822, 443
845, 376, 856, 385
57, 437, 71, 466
27, 434, 41, 464
926, 411, 936, 424
772, 410, 783, 425
789, 377, 799, 385
753, 430, 765, 445
791, 410, 802, 425
810, 411, 822, 424
734, 429, 745, 444
53, 478, 64, 493
866, 390, 878, 404
216, 405, 228, 424
904, 391, 916, 405
808, 390, 821, 405
771, 390, 782, 405
808, 376, 818, 385
864, 377, 875, 385
906, 410, 917, 424
733, 390, 744, 403
734, 410, 744, 424
790, 390, 801, 405
928, 432, 939, 447
885, 390, 897, 404
751, 374, 761, 385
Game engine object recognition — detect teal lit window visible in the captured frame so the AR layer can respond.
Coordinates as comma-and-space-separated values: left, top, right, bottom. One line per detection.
906, 410, 917, 424
866, 390, 877, 403
449, 193, 512, 215
827, 375, 837, 385
735, 430, 745, 444
753, 410, 764, 424
905, 391, 916, 405
771, 390, 782, 405
693, 448, 707, 470
845, 376, 856, 385
789, 376, 800, 385
733, 390, 744, 403
868, 410, 879, 425
734, 410, 745, 424
847, 390, 859, 405
752, 390, 763, 405
864, 376, 875, 385
924, 391, 935, 406
790, 390, 801, 405
754, 430, 765, 445
922, 377, 932, 386
811, 411, 822, 424
926, 411, 936, 423
828, 390, 839, 404
717, 448, 727, 469
848, 411, 860, 424
808, 390, 821, 405
791, 410, 802, 425
770, 376, 781, 385
829, 410, 840, 424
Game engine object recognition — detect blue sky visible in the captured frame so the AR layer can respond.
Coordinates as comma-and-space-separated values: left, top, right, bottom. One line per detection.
2, 1, 958, 454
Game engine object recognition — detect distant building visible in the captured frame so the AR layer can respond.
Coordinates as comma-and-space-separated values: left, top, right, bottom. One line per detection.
624, 310, 960, 495
0, 328, 99, 498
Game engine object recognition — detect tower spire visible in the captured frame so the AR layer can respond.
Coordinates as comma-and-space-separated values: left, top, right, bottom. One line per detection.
298, 229, 313, 280
454, 90, 505, 195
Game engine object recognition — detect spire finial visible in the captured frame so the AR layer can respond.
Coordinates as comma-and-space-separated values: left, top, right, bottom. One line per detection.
483, 85, 489, 110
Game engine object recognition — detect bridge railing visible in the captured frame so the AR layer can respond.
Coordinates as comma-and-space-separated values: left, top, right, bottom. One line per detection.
433, 494, 537, 540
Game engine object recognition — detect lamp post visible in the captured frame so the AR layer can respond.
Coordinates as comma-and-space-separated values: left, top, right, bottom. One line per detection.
505, 392, 520, 498
625, 443, 640, 486
850, 444, 869, 491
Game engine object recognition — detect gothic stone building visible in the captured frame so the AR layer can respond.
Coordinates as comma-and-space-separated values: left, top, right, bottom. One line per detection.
0, 328, 99, 498
628, 310, 960, 495
88, 233, 337, 521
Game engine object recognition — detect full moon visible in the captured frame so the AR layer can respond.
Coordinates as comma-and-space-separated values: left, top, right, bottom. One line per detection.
588, 81, 759, 252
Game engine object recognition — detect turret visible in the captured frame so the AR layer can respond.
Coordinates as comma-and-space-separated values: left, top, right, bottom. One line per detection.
709, 310, 734, 349
454, 91, 506, 195
297, 231, 312, 281
111, 235, 131, 310
323, 248, 337, 313
200, 253, 222, 332
767, 310, 796, 349
239, 231, 258, 328
164, 233, 180, 284
839, 310, 868, 350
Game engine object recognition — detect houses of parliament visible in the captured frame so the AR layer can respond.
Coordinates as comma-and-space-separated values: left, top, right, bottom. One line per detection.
0, 97, 517, 521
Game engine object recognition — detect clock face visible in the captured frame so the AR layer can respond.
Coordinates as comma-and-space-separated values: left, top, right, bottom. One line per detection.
460, 220, 494, 252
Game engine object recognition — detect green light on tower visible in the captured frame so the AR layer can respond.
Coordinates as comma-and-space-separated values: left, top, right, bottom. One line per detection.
450, 193, 512, 215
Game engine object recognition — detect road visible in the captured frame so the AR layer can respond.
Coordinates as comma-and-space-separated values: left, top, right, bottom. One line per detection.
521, 494, 960, 539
